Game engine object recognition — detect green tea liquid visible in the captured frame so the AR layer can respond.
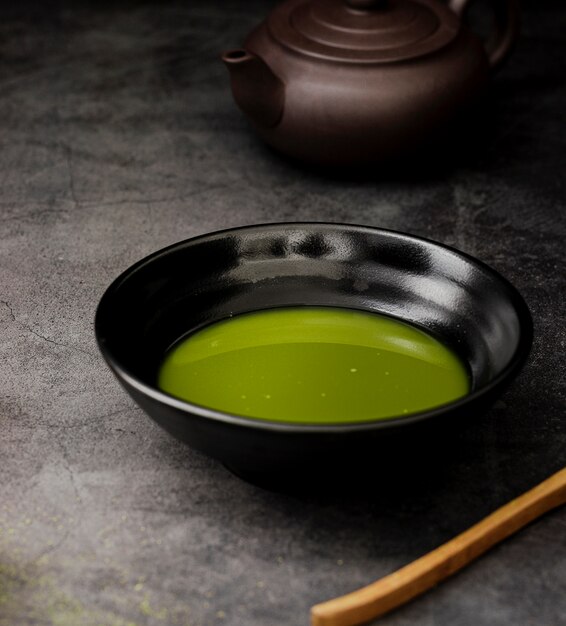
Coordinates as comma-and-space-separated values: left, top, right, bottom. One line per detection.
158, 307, 469, 423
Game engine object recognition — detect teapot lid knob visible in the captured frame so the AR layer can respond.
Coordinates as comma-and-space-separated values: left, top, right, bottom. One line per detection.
345, 0, 388, 9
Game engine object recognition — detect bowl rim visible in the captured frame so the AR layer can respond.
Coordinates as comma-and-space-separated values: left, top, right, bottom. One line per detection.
95, 221, 533, 434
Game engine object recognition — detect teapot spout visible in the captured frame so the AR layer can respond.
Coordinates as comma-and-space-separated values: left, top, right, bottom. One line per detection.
222, 49, 284, 128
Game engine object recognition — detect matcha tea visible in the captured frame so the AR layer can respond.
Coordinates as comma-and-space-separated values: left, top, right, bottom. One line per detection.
158, 307, 469, 423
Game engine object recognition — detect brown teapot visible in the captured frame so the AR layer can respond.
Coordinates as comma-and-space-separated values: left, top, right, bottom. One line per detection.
222, 0, 519, 166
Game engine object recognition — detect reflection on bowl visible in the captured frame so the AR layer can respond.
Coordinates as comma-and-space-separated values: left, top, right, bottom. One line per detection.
95, 223, 532, 488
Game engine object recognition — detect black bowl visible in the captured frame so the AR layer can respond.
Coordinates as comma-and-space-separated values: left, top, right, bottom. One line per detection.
95, 223, 532, 488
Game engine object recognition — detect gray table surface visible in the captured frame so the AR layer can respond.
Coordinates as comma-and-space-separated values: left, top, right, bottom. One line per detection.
1, 1, 565, 625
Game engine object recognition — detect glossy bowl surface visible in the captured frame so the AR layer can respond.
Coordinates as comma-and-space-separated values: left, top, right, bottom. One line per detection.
95, 223, 532, 486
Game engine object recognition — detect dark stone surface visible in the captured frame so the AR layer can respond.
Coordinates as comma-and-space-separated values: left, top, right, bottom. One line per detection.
0, 1, 564, 624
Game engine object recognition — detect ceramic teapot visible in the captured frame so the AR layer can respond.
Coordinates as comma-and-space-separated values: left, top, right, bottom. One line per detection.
222, 0, 519, 166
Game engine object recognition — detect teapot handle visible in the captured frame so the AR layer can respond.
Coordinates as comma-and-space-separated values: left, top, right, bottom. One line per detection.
448, 0, 520, 72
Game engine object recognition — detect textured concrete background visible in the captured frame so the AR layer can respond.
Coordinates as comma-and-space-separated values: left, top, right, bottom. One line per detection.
1, 1, 565, 624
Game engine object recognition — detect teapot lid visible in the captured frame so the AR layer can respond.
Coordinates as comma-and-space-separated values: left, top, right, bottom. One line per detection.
267, 0, 460, 64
